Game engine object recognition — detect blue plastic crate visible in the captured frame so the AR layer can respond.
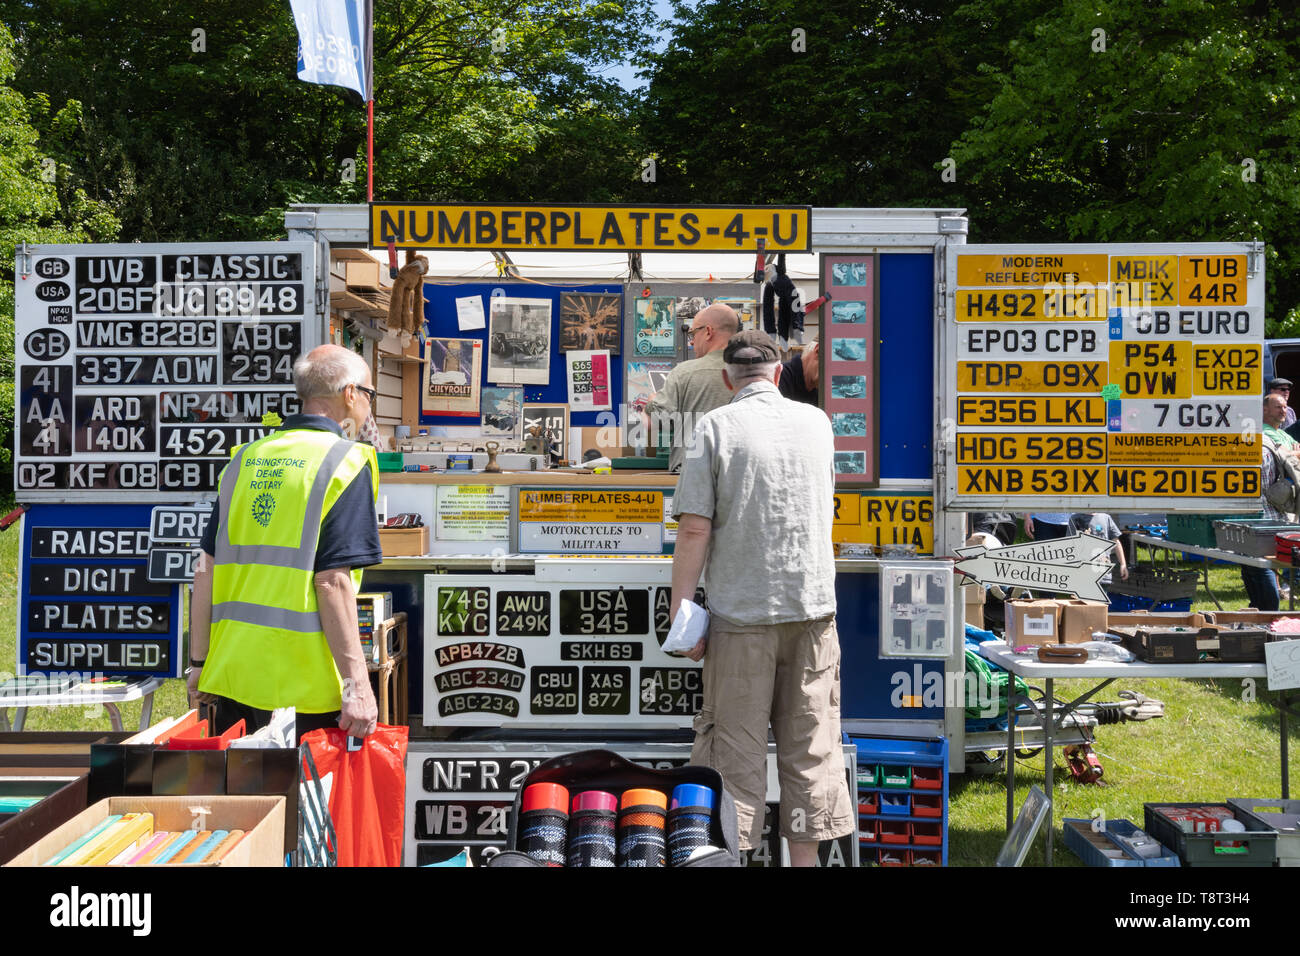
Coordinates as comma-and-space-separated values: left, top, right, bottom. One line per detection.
1063, 818, 1181, 867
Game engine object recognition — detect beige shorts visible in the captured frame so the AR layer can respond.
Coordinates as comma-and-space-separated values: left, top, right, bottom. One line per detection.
689, 616, 855, 851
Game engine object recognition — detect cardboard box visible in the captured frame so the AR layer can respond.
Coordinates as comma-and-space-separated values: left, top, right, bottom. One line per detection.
3, 795, 284, 867
379, 525, 428, 557
1004, 600, 1061, 645
1059, 600, 1109, 644
963, 584, 986, 629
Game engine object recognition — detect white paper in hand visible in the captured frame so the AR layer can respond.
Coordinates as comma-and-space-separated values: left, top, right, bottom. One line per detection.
662, 599, 709, 654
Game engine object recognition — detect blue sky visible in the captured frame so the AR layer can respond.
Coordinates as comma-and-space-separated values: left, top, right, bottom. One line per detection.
601, 0, 678, 92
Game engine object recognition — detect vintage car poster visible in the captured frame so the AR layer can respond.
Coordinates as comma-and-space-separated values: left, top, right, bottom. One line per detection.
423, 337, 481, 418
633, 296, 676, 356
487, 296, 552, 384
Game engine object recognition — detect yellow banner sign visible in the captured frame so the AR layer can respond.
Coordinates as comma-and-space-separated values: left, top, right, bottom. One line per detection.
518, 489, 663, 523
956, 433, 1107, 464
1179, 254, 1246, 306
832, 494, 933, 551
957, 466, 1105, 496
370, 204, 812, 252
957, 360, 1105, 392
1108, 341, 1194, 398
957, 254, 1109, 287
1107, 433, 1260, 467
1108, 466, 1259, 497
956, 396, 1107, 427
955, 287, 1109, 321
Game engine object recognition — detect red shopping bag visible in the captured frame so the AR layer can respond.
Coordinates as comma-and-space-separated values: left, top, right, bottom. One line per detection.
302, 724, 409, 867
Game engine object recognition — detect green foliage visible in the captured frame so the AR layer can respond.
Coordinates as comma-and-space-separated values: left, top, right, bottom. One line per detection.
0, 21, 119, 500
948, 0, 1300, 330
639, 0, 1053, 205
1, 0, 659, 244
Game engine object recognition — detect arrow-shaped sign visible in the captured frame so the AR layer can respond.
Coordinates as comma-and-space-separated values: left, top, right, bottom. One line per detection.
955, 553, 1112, 603
955, 532, 1116, 567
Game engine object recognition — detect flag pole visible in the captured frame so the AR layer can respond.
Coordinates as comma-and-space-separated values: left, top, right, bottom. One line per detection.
367, 98, 374, 201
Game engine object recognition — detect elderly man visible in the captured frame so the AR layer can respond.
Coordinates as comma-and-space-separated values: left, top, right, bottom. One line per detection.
189, 344, 383, 742
670, 330, 854, 867
1243, 392, 1298, 609
644, 302, 740, 472
1267, 377, 1295, 427
778, 341, 819, 405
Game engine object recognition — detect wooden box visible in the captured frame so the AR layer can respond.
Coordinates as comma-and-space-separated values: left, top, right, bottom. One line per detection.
378, 526, 428, 557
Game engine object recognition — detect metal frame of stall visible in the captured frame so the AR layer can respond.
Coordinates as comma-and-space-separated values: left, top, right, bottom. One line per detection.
283, 203, 976, 787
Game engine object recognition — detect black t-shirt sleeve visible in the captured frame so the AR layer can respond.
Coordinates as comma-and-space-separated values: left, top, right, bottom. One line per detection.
316, 462, 383, 571
199, 500, 219, 555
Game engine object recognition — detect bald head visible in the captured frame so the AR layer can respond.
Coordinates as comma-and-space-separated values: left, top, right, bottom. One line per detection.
687, 303, 740, 355
294, 344, 374, 433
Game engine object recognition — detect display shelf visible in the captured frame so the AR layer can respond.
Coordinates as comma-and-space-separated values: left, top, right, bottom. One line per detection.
849, 734, 948, 866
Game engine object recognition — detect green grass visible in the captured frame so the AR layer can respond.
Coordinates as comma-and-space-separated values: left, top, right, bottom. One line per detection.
2, 526, 1296, 864
0, 525, 188, 732
950, 558, 1300, 865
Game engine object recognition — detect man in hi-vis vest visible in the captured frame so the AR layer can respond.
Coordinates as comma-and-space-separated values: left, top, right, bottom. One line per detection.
188, 344, 383, 741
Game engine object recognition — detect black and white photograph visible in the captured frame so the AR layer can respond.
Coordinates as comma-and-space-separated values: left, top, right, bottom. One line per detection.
832, 262, 867, 286
831, 301, 867, 324
830, 375, 866, 399
675, 295, 712, 326
487, 296, 553, 384
831, 337, 867, 362
831, 412, 867, 437
834, 451, 866, 474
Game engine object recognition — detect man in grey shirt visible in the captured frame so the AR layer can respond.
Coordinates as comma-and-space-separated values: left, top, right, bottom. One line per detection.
644, 302, 739, 472
670, 329, 853, 866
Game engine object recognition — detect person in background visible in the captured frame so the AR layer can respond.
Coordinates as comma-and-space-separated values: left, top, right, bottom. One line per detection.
1023, 512, 1072, 541
778, 341, 819, 405
644, 302, 740, 472
1070, 512, 1129, 585
1245, 392, 1299, 609
1267, 377, 1296, 427
189, 344, 383, 742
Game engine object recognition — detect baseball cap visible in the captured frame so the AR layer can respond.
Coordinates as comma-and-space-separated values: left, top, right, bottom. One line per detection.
1267, 377, 1293, 390
723, 329, 780, 365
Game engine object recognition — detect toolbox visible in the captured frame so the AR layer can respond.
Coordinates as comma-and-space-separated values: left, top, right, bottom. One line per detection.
1276, 531, 1300, 563
1214, 519, 1297, 557
1144, 803, 1278, 867
1166, 513, 1256, 548
1227, 798, 1300, 866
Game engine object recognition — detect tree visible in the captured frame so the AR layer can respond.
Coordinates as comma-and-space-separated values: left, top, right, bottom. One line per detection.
1, 0, 659, 243
638, 0, 1053, 206
0, 21, 119, 502
948, 0, 1300, 332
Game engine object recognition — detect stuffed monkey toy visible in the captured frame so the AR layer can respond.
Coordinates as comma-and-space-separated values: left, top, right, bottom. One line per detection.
387, 255, 429, 347
761, 254, 805, 349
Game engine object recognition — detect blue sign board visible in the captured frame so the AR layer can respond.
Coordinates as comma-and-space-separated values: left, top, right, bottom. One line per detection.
18, 503, 181, 678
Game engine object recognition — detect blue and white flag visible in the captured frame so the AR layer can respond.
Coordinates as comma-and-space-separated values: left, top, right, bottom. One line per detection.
290, 0, 373, 100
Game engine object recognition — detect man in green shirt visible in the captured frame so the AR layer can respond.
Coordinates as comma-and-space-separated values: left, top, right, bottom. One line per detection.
644, 303, 740, 472
1264, 392, 1298, 450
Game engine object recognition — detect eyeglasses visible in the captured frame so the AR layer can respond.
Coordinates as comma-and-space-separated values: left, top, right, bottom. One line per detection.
344, 382, 377, 404
684, 325, 708, 340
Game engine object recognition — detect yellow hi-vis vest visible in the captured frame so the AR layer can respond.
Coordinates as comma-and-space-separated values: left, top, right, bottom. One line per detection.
199, 428, 378, 713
